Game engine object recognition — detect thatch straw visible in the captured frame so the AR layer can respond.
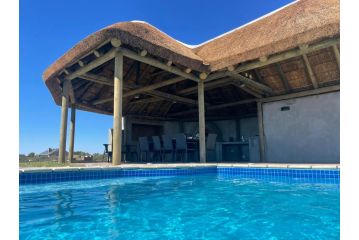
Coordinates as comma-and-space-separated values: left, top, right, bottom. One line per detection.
43, 0, 339, 108
194, 0, 339, 71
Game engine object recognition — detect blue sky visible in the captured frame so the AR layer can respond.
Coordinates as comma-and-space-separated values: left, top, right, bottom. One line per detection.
20, 0, 293, 155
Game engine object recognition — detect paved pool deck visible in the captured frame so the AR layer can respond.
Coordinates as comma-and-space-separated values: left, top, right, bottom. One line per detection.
19, 162, 340, 173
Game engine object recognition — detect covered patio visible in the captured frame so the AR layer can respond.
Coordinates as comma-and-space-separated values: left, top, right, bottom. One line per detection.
43, 0, 340, 165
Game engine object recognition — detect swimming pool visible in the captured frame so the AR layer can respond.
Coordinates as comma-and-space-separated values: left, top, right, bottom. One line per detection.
20, 167, 339, 239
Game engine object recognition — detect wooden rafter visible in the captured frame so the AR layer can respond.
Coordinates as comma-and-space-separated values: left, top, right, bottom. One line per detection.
170, 85, 339, 116
275, 63, 292, 93
170, 99, 256, 116
118, 47, 201, 82
92, 85, 201, 106
227, 72, 272, 93
332, 45, 340, 67
258, 85, 339, 103
75, 102, 112, 115
123, 76, 186, 98
231, 82, 263, 98
253, 69, 264, 84
77, 82, 93, 100
302, 53, 318, 89
66, 48, 118, 81
80, 73, 113, 86
230, 38, 339, 76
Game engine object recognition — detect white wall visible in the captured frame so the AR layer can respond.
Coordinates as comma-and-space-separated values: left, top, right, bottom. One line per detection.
263, 91, 340, 163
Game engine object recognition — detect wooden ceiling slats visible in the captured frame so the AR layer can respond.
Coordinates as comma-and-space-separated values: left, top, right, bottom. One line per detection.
65, 40, 339, 119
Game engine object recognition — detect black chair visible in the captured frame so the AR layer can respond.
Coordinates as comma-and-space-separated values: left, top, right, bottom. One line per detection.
103, 144, 112, 162
162, 135, 175, 162
206, 133, 217, 162
152, 136, 163, 162
174, 133, 197, 162
138, 137, 151, 162
122, 145, 139, 162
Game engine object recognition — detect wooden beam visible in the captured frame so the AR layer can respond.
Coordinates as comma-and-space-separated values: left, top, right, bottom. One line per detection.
177, 77, 233, 95
231, 82, 263, 98
259, 56, 268, 62
94, 50, 101, 58
227, 65, 235, 72
253, 69, 264, 84
78, 60, 85, 67
170, 84, 340, 116
75, 102, 112, 115
275, 63, 292, 93
119, 48, 201, 82
231, 38, 339, 75
112, 53, 124, 165
257, 102, 265, 162
80, 73, 114, 86
123, 76, 186, 98
227, 72, 273, 93
140, 50, 147, 57
146, 89, 199, 105
198, 80, 206, 163
77, 82, 93, 100
205, 38, 338, 83
185, 68, 192, 74
68, 106, 76, 162
258, 85, 339, 103
66, 48, 118, 81
93, 87, 200, 106
332, 45, 340, 67
110, 38, 122, 48
302, 53, 318, 89
199, 72, 208, 80
170, 98, 256, 116
58, 80, 69, 163
87, 74, 200, 106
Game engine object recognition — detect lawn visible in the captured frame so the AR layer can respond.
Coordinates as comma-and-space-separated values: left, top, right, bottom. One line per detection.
19, 161, 70, 168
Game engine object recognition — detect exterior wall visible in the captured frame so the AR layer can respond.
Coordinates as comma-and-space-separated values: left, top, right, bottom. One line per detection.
240, 117, 258, 139
263, 91, 340, 163
124, 117, 180, 145
182, 120, 237, 141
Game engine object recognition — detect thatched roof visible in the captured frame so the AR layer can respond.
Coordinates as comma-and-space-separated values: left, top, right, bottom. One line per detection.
42, 0, 340, 118
193, 0, 339, 71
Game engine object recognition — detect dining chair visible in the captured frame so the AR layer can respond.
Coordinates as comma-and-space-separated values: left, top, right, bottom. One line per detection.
206, 133, 218, 162
174, 133, 196, 162
138, 137, 151, 162
162, 135, 174, 162
152, 136, 163, 162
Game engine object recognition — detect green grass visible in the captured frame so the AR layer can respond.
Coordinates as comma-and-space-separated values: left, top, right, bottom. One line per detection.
19, 161, 70, 168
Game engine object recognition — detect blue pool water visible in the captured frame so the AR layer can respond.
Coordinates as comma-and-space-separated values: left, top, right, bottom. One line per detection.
20, 173, 339, 239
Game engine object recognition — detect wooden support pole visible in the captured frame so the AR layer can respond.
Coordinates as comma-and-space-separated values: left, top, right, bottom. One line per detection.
68, 106, 76, 162
302, 54, 318, 89
58, 80, 69, 163
332, 45, 340, 67
198, 80, 206, 163
112, 52, 124, 165
257, 101, 265, 162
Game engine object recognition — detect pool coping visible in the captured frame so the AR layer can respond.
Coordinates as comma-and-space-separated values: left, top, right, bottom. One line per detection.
19, 163, 340, 174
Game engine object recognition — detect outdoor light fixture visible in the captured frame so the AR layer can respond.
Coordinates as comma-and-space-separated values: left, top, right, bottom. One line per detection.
281, 106, 290, 111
